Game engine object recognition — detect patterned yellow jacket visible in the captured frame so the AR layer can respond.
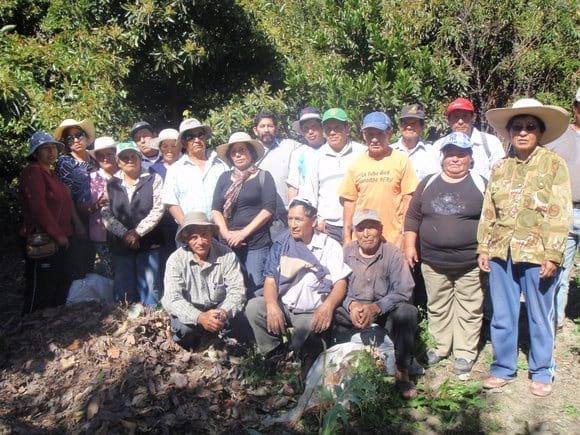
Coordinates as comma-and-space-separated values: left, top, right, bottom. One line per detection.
477, 146, 571, 266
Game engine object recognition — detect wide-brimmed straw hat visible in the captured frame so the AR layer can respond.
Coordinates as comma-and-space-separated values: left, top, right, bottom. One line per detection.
54, 118, 96, 145
216, 132, 264, 165
175, 211, 219, 244
177, 118, 212, 146
485, 98, 569, 145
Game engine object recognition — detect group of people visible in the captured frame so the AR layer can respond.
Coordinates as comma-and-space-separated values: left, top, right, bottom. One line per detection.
19, 88, 580, 399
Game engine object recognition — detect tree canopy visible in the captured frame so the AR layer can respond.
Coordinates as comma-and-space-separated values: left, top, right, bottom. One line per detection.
0, 0, 578, 226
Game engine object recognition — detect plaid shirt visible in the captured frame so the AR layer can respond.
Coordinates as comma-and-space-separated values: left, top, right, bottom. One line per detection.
161, 242, 246, 324
477, 146, 572, 265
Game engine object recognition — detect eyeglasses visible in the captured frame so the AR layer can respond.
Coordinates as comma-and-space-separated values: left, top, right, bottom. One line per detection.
509, 123, 539, 133
64, 131, 86, 144
183, 131, 206, 141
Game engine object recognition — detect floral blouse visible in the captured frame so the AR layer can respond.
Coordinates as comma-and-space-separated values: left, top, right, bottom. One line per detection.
55, 154, 97, 204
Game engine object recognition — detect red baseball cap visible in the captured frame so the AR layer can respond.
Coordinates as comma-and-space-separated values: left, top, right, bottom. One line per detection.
446, 98, 475, 115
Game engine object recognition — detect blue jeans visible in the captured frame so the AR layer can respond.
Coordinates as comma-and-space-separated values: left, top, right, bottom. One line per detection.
489, 257, 558, 384
234, 245, 270, 298
554, 208, 580, 326
113, 249, 161, 306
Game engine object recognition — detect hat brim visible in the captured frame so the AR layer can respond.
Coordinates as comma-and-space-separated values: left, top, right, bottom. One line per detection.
175, 222, 218, 244
485, 105, 569, 145
353, 217, 382, 227
215, 139, 265, 166
177, 126, 212, 146
440, 143, 473, 153
362, 122, 391, 131
29, 140, 64, 157
54, 119, 96, 146
117, 148, 142, 160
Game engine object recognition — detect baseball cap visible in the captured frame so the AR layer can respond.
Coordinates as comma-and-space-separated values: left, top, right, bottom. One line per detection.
446, 98, 475, 115
322, 108, 349, 123
298, 107, 322, 124
116, 141, 142, 158
399, 104, 425, 120
440, 132, 473, 152
353, 209, 382, 227
130, 121, 153, 139
361, 111, 393, 131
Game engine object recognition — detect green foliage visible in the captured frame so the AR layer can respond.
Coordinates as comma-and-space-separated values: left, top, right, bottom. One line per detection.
563, 404, 580, 418
317, 350, 485, 433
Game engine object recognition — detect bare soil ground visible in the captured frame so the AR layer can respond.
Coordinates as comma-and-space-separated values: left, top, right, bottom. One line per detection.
0, 234, 578, 434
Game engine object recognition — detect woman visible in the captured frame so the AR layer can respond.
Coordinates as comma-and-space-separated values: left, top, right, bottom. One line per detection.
478, 98, 571, 397
54, 118, 97, 277
404, 132, 486, 376
79, 136, 119, 278
149, 128, 181, 179
19, 131, 73, 313
149, 128, 181, 277
101, 142, 165, 306
212, 132, 276, 296
54, 118, 97, 205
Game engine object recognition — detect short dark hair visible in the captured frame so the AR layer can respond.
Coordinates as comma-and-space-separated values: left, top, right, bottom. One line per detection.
253, 110, 278, 127
288, 198, 317, 219
506, 114, 546, 134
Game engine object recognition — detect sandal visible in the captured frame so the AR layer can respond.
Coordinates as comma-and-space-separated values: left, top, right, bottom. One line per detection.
396, 380, 418, 400
530, 381, 553, 397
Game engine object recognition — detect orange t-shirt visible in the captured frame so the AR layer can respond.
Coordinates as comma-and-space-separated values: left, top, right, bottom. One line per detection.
338, 149, 418, 243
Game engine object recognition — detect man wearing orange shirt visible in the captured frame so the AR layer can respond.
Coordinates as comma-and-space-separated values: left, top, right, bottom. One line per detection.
339, 112, 417, 248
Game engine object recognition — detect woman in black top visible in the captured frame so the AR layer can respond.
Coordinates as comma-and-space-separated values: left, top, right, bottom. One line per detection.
403, 132, 486, 376
212, 132, 276, 296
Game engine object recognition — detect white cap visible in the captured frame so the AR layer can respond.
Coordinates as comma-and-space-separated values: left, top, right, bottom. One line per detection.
93, 136, 117, 152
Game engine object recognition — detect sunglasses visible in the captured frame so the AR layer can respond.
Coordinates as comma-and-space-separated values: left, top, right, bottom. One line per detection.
509, 123, 539, 133
64, 131, 86, 144
183, 131, 206, 141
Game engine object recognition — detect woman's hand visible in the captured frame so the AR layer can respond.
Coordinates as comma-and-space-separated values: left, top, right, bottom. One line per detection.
404, 245, 419, 268
477, 254, 490, 272
227, 229, 248, 248
540, 260, 558, 279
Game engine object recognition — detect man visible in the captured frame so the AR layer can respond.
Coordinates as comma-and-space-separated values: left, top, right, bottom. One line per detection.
163, 118, 228, 223
253, 110, 300, 238
300, 108, 366, 243
287, 107, 326, 199
546, 87, 580, 329
391, 104, 441, 181
245, 198, 351, 363
130, 121, 160, 170
339, 111, 417, 246
334, 209, 418, 399
161, 210, 248, 349
432, 98, 504, 179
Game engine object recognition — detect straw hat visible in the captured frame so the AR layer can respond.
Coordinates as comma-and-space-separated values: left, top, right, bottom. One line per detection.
54, 118, 96, 145
175, 211, 219, 244
177, 118, 212, 146
215, 132, 264, 165
149, 128, 179, 150
485, 98, 569, 145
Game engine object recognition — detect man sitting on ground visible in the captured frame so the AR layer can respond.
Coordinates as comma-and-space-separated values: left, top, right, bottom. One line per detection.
334, 209, 419, 399
245, 198, 351, 367
161, 210, 248, 349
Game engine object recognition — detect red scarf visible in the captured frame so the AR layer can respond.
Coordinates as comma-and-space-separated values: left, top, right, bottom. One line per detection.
222, 166, 258, 219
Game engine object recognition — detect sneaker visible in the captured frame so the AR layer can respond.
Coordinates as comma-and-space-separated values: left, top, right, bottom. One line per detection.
426, 349, 444, 366
453, 358, 474, 375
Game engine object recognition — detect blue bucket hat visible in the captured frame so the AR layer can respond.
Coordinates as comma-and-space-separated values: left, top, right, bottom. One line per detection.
362, 112, 393, 131
28, 131, 64, 157
440, 132, 473, 152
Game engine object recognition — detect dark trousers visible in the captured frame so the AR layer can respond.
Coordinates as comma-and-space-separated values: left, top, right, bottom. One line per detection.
325, 223, 343, 244
170, 312, 254, 350
23, 247, 70, 315
333, 303, 418, 369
